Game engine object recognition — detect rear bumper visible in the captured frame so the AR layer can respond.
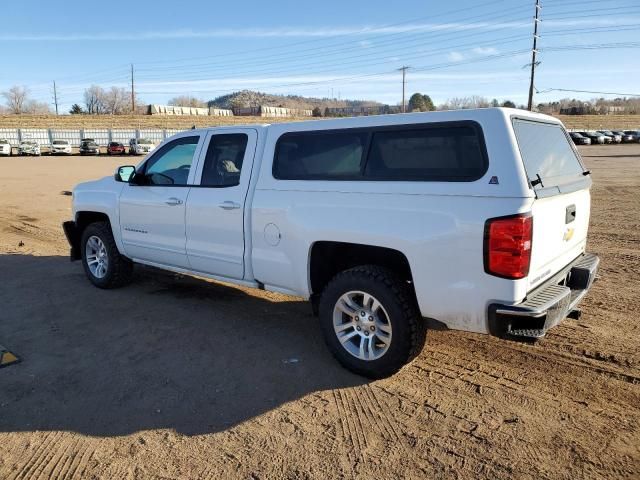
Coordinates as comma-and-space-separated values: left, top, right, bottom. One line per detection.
488, 253, 599, 339
63, 221, 81, 261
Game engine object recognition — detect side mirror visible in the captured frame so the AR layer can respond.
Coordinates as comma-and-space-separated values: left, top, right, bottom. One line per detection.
115, 165, 136, 182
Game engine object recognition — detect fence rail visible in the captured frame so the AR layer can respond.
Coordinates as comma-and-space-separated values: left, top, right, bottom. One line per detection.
0, 128, 189, 147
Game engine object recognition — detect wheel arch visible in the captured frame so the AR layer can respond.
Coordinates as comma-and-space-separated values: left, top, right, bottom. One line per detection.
71, 211, 122, 260
308, 241, 415, 313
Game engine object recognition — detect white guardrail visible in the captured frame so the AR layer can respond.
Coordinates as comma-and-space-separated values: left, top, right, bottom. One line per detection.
0, 128, 189, 147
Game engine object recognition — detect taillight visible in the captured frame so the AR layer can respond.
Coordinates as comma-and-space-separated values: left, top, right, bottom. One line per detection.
484, 214, 532, 279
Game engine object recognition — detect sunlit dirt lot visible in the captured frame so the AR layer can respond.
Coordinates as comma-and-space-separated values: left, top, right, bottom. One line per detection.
0, 144, 638, 479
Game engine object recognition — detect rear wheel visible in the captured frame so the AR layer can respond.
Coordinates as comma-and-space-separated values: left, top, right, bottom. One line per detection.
319, 265, 425, 378
81, 222, 133, 289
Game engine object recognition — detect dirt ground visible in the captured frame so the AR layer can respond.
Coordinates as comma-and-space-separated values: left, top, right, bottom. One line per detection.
0, 145, 638, 479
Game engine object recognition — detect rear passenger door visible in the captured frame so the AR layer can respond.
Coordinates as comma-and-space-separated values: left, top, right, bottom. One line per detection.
185, 129, 257, 279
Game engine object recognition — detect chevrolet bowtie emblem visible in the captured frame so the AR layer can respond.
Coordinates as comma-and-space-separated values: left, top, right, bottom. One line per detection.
563, 228, 575, 242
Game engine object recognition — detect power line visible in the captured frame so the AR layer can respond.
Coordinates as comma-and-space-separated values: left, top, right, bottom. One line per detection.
537, 87, 640, 97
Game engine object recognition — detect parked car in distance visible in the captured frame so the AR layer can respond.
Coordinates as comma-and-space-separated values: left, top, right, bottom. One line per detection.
623, 130, 640, 143
569, 132, 591, 145
18, 140, 41, 156
597, 130, 621, 143
129, 138, 156, 155
577, 131, 606, 145
0, 139, 11, 156
50, 139, 72, 155
64, 108, 599, 378
107, 142, 126, 155
80, 139, 100, 155
612, 130, 635, 143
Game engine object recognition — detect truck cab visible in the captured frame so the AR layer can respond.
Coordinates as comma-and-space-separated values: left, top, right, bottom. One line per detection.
63, 109, 599, 378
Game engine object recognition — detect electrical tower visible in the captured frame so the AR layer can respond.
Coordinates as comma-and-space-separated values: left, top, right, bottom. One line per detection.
398, 66, 410, 113
527, 0, 541, 111
52, 81, 59, 115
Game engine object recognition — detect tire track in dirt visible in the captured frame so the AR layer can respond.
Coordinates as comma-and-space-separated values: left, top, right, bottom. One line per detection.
7, 434, 95, 480
8, 432, 63, 480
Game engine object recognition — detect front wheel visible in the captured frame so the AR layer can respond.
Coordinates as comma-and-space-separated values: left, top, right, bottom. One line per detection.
81, 222, 133, 288
319, 265, 425, 378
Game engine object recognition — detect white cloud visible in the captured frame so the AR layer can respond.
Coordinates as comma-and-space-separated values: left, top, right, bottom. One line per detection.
358, 40, 372, 48
1, 17, 637, 41
472, 47, 498, 55
447, 51, 465, 62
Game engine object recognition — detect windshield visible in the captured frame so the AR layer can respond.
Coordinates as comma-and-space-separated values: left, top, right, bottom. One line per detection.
138, 138, 153, 144
21, 141, 36, 145
0, 140, 8, 144
53, 140, 68, 145
512, 119, 585, 190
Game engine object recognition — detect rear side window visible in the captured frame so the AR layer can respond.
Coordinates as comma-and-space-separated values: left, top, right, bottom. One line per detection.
366, 126, 486, 181
513, 120, 585, 189
273, 131, 367, 179
272, 122, 487, 181
201, 133, 248, 187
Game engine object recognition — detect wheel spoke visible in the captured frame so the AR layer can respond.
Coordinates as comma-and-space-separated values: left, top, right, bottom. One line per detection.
361, 293, 372, 310
338, 330, 359, 344
336, 299, 356, 316
375, 329, 391, 344
377, 322, 391, 334
334, 321, 355, 333
358, 336, 366, 358
366, 336, 375, 358
370, 297, 381, 314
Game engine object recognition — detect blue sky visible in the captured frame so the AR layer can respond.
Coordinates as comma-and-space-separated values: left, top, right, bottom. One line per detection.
2, 0, 639, 112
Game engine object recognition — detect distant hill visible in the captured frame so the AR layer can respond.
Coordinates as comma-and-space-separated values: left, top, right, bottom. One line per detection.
208, 90, 383, 110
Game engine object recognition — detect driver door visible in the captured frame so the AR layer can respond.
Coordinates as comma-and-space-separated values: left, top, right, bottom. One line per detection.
119, 134, 204, 268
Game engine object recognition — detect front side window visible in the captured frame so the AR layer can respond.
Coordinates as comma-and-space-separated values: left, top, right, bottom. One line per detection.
273, 131, 366, 180
365, 125, 486, 181
200, 134, 248, 187
142, 136, 199, 186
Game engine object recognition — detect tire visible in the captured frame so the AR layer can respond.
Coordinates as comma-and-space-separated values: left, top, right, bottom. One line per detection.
80, 221, 133, 289
318, 265, 425, 378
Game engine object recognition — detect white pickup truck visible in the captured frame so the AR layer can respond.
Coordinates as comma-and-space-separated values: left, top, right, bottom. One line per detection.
63, 108, 599, 378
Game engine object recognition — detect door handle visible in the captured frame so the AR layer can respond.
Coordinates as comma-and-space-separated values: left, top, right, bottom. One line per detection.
165, 197, 183, 206
219, 201, 241, 210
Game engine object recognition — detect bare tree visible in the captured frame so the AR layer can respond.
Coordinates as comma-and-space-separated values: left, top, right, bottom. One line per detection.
103, 87, 129, 114
168, 95, 207, 108
440, 95, 490, 110
84, 85, 106, 114
2, 85, 30, 114
23, 99, 51, 114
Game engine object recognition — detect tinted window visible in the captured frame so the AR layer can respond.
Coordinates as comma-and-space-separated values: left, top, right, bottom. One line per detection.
143, 136, 199, 186
201, 134, 248, 187
512, 120, 585, 189
365, 126, 486, 180
273, 130, 366, 179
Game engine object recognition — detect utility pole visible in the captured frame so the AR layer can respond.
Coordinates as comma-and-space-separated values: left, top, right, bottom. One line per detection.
527, 0, 541, 111
399, 66, 410, 112
52, 81, 59, 115
130, 63, 135, 114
